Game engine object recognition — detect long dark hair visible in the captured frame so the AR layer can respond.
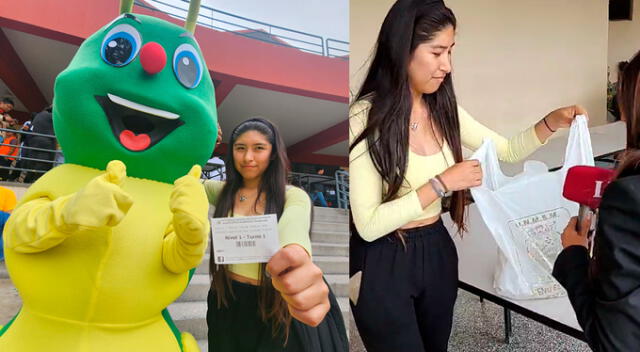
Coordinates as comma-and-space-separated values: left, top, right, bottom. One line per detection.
350, 0, 466, 234
615, 50, 640, 179
209, 117, 292, 338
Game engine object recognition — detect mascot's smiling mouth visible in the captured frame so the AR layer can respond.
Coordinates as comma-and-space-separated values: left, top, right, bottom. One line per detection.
96, 94, 184, 152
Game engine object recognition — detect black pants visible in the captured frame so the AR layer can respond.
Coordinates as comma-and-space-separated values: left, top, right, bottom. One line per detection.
6, 158, 23, 181
207, 280, 304, 352
0, 158, 13, 179
350, 219, 459, 352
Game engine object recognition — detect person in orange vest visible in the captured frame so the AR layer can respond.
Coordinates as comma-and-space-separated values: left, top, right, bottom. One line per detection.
0, 98, 15, 129
0, 127, 19, 180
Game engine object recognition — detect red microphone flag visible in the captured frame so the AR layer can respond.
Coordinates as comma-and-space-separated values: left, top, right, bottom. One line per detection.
563, 165, 615, 209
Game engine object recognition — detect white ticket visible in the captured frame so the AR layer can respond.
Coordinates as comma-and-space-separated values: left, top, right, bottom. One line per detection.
211, 214, 280, 264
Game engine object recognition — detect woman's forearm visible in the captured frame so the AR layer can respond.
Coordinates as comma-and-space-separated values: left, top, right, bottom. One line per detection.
534, 117, 556, 144
534, 105, 586, 143
416, 181, 442, 209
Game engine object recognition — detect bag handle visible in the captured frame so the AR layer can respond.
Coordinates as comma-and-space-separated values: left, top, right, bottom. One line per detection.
472, 138, 507, 191
560, 115, 594, 171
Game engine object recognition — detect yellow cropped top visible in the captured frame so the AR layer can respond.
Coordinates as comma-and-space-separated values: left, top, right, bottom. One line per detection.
349, 100, 546, 241
203, 180, 312, 280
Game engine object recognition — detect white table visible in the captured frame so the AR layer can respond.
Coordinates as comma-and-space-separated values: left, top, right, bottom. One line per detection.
446, 121, 626, 342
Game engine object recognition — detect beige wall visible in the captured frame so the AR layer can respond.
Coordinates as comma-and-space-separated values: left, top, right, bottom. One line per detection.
350, 0, 609, 137
609, 0, 640, 81
349, 1, 394, 99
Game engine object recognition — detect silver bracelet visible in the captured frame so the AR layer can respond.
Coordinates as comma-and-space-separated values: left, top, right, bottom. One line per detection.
433, 175, 453, 196
429, 178, 446, 198
434, 174, 449, 193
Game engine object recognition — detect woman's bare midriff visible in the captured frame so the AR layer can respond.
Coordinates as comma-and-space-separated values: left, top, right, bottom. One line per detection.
229, 272, 260, 286
399, 213, 441, 230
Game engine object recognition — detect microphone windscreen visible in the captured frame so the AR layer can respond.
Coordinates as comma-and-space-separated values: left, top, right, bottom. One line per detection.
563, 165, 615, 209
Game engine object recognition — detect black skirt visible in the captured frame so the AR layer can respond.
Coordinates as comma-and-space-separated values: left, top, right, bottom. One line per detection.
207, 279, 348, 352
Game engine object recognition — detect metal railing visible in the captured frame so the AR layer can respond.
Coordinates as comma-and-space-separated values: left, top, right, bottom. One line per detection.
0, 129, 228, 182
326, 38, 349, 59
289, 171, 342, 208
202, 161, 225, 180
135, 0, 349, 58
289, 171, 334, 190
335, 169, 349, 209
0, 127, 60, 182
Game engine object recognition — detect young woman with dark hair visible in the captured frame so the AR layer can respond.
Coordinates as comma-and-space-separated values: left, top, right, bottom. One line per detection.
204, 118, 347, 352
349, 0, 585, 350
553, 50, 640, 352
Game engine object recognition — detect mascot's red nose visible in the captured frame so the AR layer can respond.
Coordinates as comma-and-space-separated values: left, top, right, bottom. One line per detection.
140, 42, 166, 75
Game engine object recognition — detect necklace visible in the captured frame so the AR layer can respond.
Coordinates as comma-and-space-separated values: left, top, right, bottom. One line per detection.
409, 114, 450, 167
238, 189, 257, 202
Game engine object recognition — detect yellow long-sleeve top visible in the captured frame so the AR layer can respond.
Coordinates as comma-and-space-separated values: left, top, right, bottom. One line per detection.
350, 100, 546, 242
204, 181, 312, 280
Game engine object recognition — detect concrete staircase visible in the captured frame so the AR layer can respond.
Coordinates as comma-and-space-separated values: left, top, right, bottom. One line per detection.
168, 206, 350, 350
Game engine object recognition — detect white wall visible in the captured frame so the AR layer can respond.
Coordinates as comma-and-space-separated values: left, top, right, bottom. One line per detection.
609, 0, 640, 81
350, 0, 609, 137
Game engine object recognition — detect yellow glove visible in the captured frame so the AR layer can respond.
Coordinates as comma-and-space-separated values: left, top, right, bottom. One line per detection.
6, 161, 133, 253
163, 165, 209, 273
61, 160, 133, 230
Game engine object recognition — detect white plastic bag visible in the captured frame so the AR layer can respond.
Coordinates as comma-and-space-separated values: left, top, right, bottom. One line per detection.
470, 116, 593, 300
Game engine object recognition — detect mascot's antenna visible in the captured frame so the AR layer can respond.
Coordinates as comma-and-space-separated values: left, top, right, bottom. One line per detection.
120, 0, 134, 14
184, 0, 201, 33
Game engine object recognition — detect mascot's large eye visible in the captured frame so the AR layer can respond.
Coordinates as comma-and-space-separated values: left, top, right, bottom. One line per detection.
173, 44, 203, 88
101, 24, 142, 67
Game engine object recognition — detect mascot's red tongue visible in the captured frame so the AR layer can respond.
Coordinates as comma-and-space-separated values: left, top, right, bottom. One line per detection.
119, 130, 151, 151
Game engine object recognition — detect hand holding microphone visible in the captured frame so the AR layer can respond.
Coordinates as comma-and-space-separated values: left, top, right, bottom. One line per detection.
561, 166, 615, 251
561, 215, 592, 249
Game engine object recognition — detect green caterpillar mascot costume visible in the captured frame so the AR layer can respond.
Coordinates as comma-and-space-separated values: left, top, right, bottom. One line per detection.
0, 0, 216, 350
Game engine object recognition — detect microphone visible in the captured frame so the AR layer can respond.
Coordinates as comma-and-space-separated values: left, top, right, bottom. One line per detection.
562, 165, 615, 232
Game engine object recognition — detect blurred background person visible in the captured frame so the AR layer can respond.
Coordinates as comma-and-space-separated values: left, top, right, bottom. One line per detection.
0, 98, 15, 128
0, 127, 20, 180
23, 106, 56, 183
